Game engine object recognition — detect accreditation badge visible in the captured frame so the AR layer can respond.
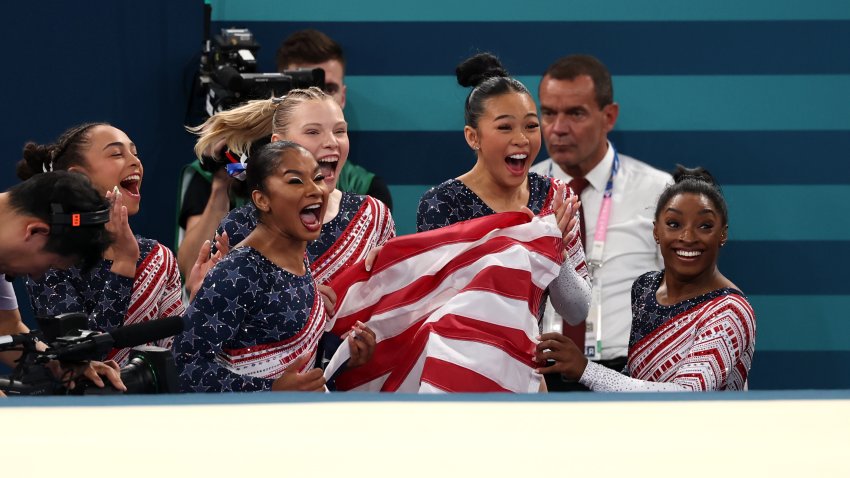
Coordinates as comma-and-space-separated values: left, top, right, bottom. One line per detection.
584, 273, 603, 360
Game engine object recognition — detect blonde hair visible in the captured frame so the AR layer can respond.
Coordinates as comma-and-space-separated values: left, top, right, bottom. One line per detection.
187, 87, 331, 160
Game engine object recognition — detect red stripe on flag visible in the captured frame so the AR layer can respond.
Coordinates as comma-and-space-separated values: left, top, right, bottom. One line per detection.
337, 313, 538, 391
420, 357, 511, 393
329, 212, 558, 307
330, 238, 557, 336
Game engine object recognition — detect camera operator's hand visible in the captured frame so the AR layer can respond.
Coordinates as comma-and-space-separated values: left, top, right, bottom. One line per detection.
271, 355, 325, 392
105, 188, 140, 278
186, 231, 230, 302
47, 359, 127, 392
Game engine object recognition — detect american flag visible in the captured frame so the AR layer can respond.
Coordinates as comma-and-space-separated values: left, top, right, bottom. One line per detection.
323, 212, 564, 393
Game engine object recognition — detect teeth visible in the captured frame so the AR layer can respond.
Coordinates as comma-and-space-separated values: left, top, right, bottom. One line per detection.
304, 204, 321, 210
676, 250, 702, 257
508, 154, 528, 160
122, 174, 140, 182
318, 156, 338, 163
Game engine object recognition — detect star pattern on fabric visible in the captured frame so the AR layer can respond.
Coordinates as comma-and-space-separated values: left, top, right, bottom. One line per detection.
173, 247, 317, 393
26, 236, 153, 336
416, 173, 551, 232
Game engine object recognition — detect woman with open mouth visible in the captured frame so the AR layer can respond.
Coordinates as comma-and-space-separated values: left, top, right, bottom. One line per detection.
188, 87, 395, 293
17, 123, 184, 365
173, 141, 375, 392
535, 166, 756, 391
417, 53, 591, 341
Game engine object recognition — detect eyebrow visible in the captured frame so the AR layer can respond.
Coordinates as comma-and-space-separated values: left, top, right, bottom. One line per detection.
102, 142, 135, 150
282, 169, 304, 176
665, 207, 717, 215
494, 113, 538, 121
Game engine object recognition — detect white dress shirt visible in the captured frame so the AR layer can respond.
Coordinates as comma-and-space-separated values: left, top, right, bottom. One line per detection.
530, 142, 672, 359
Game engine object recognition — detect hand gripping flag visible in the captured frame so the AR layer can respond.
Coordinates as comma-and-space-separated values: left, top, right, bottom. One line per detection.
323, 211, 564, 393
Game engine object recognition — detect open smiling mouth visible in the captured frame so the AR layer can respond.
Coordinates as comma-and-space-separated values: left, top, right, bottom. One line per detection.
120, 174, 141, 197
674, 249, 703, 259
318, 155, 339, 181
299, 203, 323, 232
505, 153, 529, 174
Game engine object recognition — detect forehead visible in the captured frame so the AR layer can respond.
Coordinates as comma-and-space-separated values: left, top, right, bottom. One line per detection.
87, 125, 132, 147
481, 92, 538, 118
289, 98, 345, 124
276, 148, 318, 170
539, 75, 597, 107
665, 192, 716, 211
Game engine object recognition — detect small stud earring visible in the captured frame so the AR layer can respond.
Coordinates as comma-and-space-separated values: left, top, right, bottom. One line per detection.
473, 145, 480, 150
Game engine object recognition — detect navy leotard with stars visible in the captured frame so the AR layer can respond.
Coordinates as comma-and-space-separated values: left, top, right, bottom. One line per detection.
26, 236, 148, 332
215, 191, 363, 262
628, 270, 743, 349
416, 172, 554, 232
173, 247, 318, 393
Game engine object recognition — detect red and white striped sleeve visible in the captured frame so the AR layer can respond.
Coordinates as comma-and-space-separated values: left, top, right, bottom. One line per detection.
580, 294, 757, 391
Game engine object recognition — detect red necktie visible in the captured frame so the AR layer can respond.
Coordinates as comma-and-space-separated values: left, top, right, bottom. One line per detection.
563, 177, 590, 352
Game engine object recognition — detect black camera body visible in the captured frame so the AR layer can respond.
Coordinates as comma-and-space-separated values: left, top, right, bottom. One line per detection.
0, 312, 180, 396
199, 27, 325, 116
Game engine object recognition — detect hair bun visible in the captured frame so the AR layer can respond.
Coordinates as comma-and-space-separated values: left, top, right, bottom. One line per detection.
672, 164, 717, 187
456, 52, 509, 88
17, 142, 53, 180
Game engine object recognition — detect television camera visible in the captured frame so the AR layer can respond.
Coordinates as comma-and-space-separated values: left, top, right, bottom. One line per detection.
0, 313, 184, 396
199, 27, 326, 116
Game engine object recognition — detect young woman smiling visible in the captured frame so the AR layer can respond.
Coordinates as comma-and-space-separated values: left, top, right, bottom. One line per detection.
417, 53, 591, 328
189, 87, 394, 289
173, 141, 375, 392
536, 166, 756, 391
17, 123, 184, 365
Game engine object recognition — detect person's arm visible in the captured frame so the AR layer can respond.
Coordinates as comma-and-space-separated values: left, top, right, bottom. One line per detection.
153, 246, 186, 350
173, 262, 275, 393
177, 170, 231, 279
547, 185, 591, 325
104, 188, 141, 278
373, 197, 396, 245
538, 295, 755, 391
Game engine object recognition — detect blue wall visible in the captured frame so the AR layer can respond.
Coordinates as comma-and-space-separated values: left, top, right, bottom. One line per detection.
3, 0, 849, 389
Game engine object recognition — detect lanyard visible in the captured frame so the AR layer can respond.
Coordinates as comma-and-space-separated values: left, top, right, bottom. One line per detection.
587, 147, 619, 270
555, 145, 619, 360
550, 146, 620, 268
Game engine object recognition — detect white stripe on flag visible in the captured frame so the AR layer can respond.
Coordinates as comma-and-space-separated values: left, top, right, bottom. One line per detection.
324, 214, 563, 393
